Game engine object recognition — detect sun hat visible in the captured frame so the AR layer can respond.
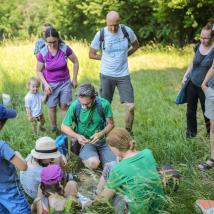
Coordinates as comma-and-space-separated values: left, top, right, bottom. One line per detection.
41, 164, 64, 185
0, 104, 17, 120
31, 136, 60, 159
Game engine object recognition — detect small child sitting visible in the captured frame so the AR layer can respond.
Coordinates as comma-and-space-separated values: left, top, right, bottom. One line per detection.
35, 164, 78, 214
24, 77, 47, 133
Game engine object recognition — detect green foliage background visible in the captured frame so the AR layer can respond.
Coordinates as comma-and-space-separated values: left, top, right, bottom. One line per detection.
0, 0, 213, 46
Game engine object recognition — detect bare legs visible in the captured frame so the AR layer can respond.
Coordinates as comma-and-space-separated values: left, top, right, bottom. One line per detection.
48, 104, 69, 130
124, 103, 135, 133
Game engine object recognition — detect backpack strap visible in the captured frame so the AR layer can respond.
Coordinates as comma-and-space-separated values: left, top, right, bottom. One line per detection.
74, 97, 106, 127
99, 25, 130, 50
94, 96, 106, 126
40, 45, 48, 58
194, 43, 200, 53
74, 100, 81, 124
40, 43, 67, 61
59, 42, 67, 54
99, 28, 105, 50
121, 25, 131, 45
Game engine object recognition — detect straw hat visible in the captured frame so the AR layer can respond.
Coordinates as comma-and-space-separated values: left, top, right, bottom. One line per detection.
31, 136, 60, 159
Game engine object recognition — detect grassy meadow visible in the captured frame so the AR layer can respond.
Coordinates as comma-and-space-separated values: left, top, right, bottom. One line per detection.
0, 40, 214, 213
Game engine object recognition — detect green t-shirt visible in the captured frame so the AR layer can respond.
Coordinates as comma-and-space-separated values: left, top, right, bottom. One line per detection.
107, 149, 165, 214
63, 97, 113, 140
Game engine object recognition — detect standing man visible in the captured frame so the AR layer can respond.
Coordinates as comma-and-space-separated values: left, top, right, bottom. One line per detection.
89, 11, 139, 133
61, 83, 116, 170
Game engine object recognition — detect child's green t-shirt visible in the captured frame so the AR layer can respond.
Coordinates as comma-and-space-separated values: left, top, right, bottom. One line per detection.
107, 149, 165, 214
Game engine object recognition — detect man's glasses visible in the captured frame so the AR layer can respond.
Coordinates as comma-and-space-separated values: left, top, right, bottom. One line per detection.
81, 102, 93, 108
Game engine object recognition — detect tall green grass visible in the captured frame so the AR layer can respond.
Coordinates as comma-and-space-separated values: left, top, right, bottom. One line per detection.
0, 41, 213, 214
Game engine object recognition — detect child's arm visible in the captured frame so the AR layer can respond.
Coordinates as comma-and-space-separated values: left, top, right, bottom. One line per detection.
25, 107, 33, 122
41, 92, 48, 103
10, 151, 27, 171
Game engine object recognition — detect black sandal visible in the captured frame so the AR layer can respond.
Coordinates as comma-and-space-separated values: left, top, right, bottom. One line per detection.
198, 159, 214, 171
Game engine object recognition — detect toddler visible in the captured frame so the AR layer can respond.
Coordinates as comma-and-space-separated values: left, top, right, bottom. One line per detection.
25, 77, 47, 133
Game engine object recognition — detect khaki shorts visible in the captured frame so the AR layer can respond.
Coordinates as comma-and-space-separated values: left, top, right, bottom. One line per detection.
205, 87, 214, 120
100, 74, 134, 103
46, 79, 72, 108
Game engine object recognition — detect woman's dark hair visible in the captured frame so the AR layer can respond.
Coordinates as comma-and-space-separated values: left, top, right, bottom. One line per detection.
202, 22, 214, 38
40, 182, 65, 197
37, 159, 49, 167
44, 27, 63, 44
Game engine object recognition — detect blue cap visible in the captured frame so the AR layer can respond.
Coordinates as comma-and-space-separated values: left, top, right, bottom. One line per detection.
0, 104, 17, 120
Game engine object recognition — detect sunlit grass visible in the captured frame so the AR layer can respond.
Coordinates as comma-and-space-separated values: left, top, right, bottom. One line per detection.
0, 41, 213, 214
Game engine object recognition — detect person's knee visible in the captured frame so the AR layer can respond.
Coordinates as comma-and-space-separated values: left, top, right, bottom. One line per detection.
60, 104, 68, 111
83, 158, 100, 170
125, 103, 135, 113
67, 180, 78, 189
49, 106, 57, 112
65, 181, 78, 196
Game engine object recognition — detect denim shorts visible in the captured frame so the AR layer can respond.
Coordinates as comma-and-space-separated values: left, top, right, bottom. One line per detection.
79, 140, 116, 167
46, 79, 72, 108
0, 185, 31, 214
100, 74, 134, 103
205, 87, 214, 120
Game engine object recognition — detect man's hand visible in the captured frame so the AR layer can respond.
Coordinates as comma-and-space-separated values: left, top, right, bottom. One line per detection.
89, 131, 104, 144
76, 134, 90, 145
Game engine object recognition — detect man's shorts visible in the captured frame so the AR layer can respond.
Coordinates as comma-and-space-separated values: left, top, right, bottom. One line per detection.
205, 87, 214, 120
46, 79, 72, 108
100, 74, 134, 103
79, 140, 116, 167
0, 185, 31, 214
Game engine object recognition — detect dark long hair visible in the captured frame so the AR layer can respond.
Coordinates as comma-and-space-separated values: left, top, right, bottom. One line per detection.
40, 182, 65, 197
44, 27, 64, 44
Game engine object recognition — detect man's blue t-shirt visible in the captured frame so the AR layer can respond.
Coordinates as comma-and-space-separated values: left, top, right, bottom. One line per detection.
91, 25, 137, 77
0, 140, 19, 189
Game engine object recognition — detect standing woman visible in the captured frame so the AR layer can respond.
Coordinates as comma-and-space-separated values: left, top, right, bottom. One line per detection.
37, 27, 79, 131
199, 23, 214, 169
182, 22, 214, 138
